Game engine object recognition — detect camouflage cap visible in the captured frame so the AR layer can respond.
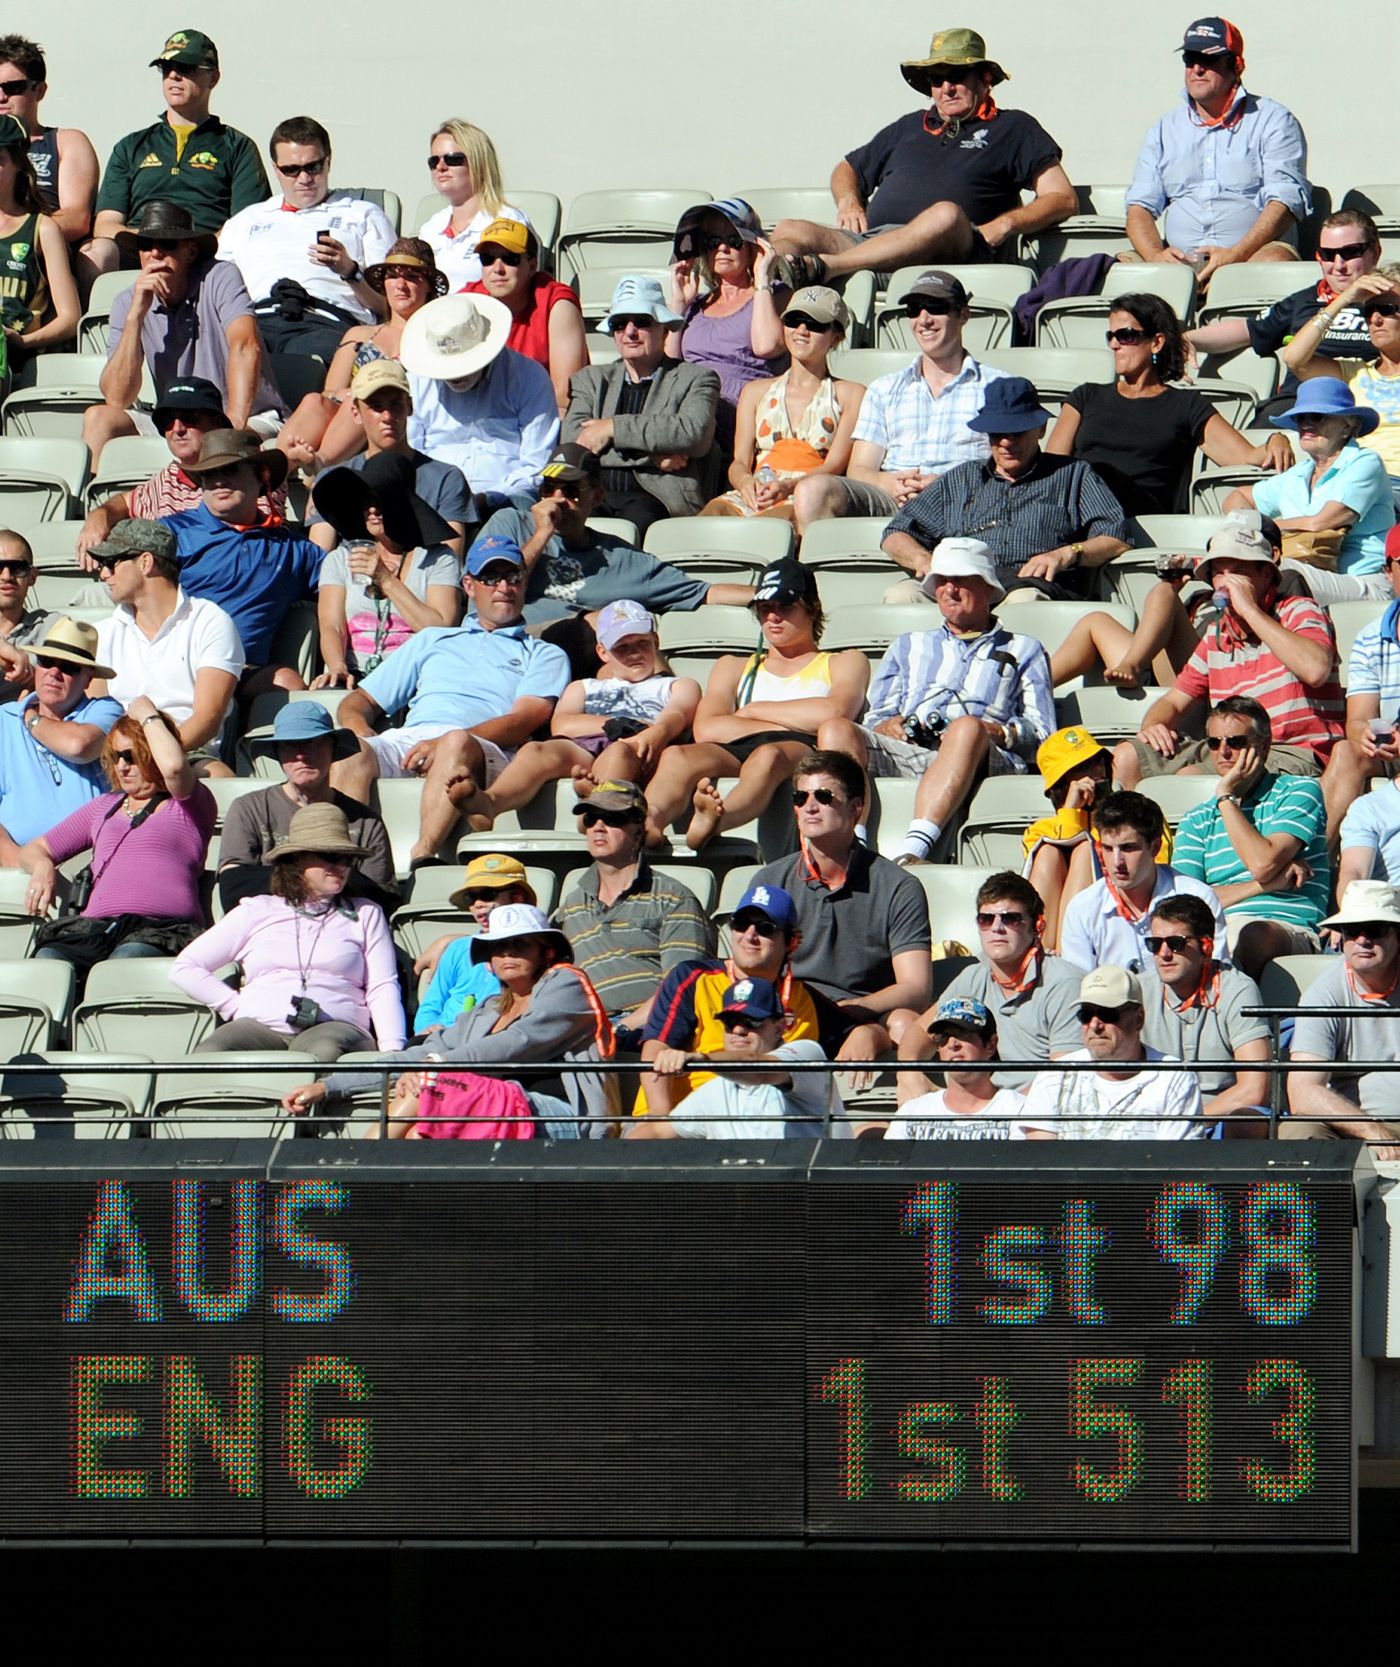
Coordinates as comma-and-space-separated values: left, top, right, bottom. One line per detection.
87, 518, 176, 564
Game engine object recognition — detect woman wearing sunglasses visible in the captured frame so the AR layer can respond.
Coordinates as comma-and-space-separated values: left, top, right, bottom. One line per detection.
701, 285, 864, 527
1348, 265, 1400, 511
0, 113, 78, 375
278, 238, 448, 474
1046, 291, 1291, 517
171, 802, 405, 1064
20, 696, 215, 982
417, 119, 528, 292
462, 218, 585, 418
668, 198, 788, 458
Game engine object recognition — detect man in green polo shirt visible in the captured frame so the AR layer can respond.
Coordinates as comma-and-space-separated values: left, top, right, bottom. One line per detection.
82, 29, 266, 280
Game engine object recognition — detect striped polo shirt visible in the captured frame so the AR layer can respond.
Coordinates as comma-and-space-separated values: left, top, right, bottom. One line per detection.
1174, 595, 1343, 759
1171, 772, 1329, 931
1346, 599, 1400, 717
554, 858, 715, 1016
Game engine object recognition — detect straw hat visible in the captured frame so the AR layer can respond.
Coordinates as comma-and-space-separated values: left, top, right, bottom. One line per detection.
29, 616, 115, 679
266, 803, 365, 864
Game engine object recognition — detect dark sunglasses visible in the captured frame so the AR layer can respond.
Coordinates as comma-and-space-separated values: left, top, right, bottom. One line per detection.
1319, 241, 1372, 263
474, 565, 523, 586
112, 748, 137, 766
1105, 326, 1151, 346
1145, 934, 1197, 955
0, 558, 31, 575
903, 298, 954, 318
1365, 300, 1400, 319
34, 656, 76, 673
976, 909, 1026, 927
1182, 51, 1232, 68
538, 479, 583, 501
1205, 732, 1254, 752
698, 234, 743, 252
1079, 1003, 1129, 1025
94, 551, 140, 574
480, 247, 524, 267
784, 312, 836, 332
611, 313, 659, 332
307, 851, 352, 865
733, 913, 782, 937
792, 787, 841, 808
1342, 922, 1397, 940
580, 808, 641, 829
0, 78, 29, 96
719, 1014, 763, 1033
488, 936, 539, 956
428, 151, 467, 169
276, 158, 327, 177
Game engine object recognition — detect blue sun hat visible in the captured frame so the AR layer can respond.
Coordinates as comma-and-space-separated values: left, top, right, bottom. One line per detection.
597, 274, 684, 336
1269, 378, 1380, 436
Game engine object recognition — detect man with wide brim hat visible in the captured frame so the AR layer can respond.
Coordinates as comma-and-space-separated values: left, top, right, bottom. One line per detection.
83, 196, 287, 471
397, 292, 560, 506
765, 24, 1073, 290
218, 701, 398, 914
0, 615, 126, 849
881, 376, 1131, 603
88, 29, 267, 269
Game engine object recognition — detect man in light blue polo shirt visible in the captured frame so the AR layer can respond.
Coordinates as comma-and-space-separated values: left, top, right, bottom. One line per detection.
0, 617, 124, 863
332, 535, 569, 864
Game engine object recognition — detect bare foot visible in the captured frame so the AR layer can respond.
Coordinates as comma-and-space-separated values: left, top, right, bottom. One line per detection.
1104, 658, 1145, 688
685, 777, 726, 851
570, 765, 601, 800
443, 769, 493, 829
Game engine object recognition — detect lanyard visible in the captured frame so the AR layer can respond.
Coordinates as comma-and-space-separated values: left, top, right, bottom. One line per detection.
1345, 962, 1400, 1004
990, 943, 1040, 997
799, 834, 846, 893
1175, 964, 1221, 1014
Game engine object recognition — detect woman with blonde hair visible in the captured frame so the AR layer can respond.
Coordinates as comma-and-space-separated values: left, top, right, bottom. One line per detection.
417, 118, 528, 291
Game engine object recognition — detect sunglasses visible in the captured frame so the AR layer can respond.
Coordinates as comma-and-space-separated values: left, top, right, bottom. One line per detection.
792, 787, 841, 807
488, 936, 539, 956
698, 234, 743, 252
428, 151, 467, 169
480, 247, 524, 267
580, 808, 641, 829
135, 237, 181, 254
538, 479, 583, 501
1182, 51, 1231, 68
461, 888, 510, 905
784, 313, 836, 332
976, 910, 1026, 927
1105, 327, 1151, 346
474, 566, 523, 586
1205, 732, 1254, 752
733, 913, 782, 937
112, 748, 137, 767
0, 558, 31, 576
1144, 934, 1197, 955
1342, 922, 1397, 940
903, 298, 954, 318
1079, 1004, 1129, 1025
611, 314, 659, 333
719, 1014, 764, 1033
94, 551, 140, 574
276, 158, 327, 177
0, 78, 30, 97
1365, 300, 1400, 319
34, 656, 76, 674
307, 851, 352, 865
384, 266, 431, 284
1319, 241, 1372, 263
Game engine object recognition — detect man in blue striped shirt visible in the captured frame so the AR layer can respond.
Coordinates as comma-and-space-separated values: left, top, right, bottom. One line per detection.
819, 538, 1055, 865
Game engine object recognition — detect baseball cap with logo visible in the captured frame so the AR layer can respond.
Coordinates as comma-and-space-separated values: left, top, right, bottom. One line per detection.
450, 853, 537, 910
752, 558, 818, 609
719, 977, 785, 1023
732, 884, 799, 932
1037, 725, 1108, 791
928, 997, 996, 1039
1078, 966, 1143, 1010
540, 442, 602, 484
466, 533, 525, 577
477, 218, 536, 259
781, 285, 850, 332
1180, 17, 1244, 56
153, 377, 228, 430
596, 600, 655, 650
150, 29, 219, 69
903, 269, 971, 309
350, 359, 411, 402
571, 779, 647, 818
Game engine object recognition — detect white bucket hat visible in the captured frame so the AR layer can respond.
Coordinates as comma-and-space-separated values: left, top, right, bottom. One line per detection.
400, 293, 512, 381
1320, 880, 1400, 931
920, 536, 1005, 601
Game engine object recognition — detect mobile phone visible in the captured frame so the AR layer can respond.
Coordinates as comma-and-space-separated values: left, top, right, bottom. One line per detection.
1370, 717, 1396, 739
317, 230, 332, 245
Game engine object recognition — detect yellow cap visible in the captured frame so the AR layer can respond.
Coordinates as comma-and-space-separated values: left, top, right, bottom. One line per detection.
1037, 725, 1107, 790
449, 853, 536, 910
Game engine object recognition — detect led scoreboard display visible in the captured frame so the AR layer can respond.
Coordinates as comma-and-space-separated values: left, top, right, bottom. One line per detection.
0, 1143, 1360, 1546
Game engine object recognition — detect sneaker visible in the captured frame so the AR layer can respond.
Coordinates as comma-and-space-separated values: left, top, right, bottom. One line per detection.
769, 251, 829, 291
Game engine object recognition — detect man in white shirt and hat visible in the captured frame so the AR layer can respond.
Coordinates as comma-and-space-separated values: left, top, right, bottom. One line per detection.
399, 292, 559, 515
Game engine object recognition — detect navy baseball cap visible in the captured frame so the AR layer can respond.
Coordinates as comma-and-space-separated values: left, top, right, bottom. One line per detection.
466, 533, 526, 577
719, 977, 785, 1023
153, 376, 228, 429
1180, 18, 1243, 56
733, 883, 799, 932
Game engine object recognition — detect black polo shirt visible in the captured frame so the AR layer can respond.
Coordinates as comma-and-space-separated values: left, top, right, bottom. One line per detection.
1247, 283, 1378, 400
846, 107, 1061, 232
96, 113, 268, 233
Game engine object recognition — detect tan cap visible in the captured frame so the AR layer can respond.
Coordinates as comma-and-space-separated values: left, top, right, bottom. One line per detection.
350, 358, 411, 402
1078, 966, 1143, 1009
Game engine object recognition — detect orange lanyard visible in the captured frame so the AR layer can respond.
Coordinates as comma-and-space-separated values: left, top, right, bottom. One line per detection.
991, 943, 1040, 998
1176, 964, 1221, 1012
1345, 963, 1400, 1005
924, 96, 999, 138
799, 834, 846, 893
1095, 848, 1154, 924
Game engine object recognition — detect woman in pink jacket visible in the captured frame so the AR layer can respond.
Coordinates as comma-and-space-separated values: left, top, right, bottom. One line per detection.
172, 802, 405, 1062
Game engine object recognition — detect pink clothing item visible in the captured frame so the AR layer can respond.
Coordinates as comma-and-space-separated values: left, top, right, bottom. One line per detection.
45, 784, 216, 921
171, 893, 406, 1047
413, 1070, 534, 1139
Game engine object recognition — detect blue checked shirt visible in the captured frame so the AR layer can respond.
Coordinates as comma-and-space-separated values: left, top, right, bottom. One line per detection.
851, 353, 1009, 474
1348, 601, 1400, 718
865, 622, 1056, 762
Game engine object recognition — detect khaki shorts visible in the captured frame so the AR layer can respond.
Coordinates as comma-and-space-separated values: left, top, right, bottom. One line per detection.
1128, 736, 1321, 779
1224, 915, 1321, 954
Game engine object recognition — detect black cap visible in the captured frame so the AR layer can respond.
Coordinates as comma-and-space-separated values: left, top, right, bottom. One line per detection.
752, 557, 818, 609
540, 442, 602, 484
153, 377, 228, 429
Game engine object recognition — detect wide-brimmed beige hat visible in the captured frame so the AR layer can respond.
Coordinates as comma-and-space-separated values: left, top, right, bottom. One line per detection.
399, 294, 512, 381
1320, 880, 1400, 931
901, 26, 1007, 93
266, 803, 365, 865
30, 616, 115, 679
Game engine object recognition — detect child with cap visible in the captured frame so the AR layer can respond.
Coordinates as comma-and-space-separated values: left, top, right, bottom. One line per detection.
1022, 725, 1112, 946
444, 600, 700, 827
884, 998, 1026, 1140
412, 853, 539, 1033
631, 975, 846, 1140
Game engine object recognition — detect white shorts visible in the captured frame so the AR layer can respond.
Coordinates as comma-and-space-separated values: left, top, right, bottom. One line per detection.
365, 723, 510, 783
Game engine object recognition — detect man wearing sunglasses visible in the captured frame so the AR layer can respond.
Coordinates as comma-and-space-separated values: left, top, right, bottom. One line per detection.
1171, 695, 1329, 980
766, 27, 1074, 287
1126, 18, 1307, 289
1289, 881, 1400, 1151
84, 30, 267, 284
0, 34, 98, 259
1138, 894, 1271, 1131
0, 531, 54, 705
218, 116, 396, 361
1019, 965, 1203, 1141
553, 778, 712, 1048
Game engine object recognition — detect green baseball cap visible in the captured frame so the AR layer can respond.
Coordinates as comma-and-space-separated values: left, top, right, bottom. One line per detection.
87, 518, 177, 564
901, 26, 1007, 93
150, 29, 219, 70
0, 116, 26, 150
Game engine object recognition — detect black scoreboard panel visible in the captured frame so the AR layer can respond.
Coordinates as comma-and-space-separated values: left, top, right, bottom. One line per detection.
0, 1142, 1360, 1547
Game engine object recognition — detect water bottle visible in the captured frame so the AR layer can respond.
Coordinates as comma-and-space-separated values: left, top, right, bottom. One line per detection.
756, 465, 777, 489
1212, 588, 1231, 613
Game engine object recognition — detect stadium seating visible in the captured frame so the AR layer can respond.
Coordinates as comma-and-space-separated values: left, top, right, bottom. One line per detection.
738, 187, 833, 231
556, 189, 708, 283
70, 958, 218, 1057
25, 520, 86, 572
799, 518, 893, 570
1196, 262, 1308, 326
149, 1051, 317, 1139
82, 435, 171, 508
585, 516, 640, 547
1034, 262, 1197, 350
2, 354, 105, 439
575, 265, 671, 329
0, 437, 89, 521
0, 1051, 152, 1139
77, 270, 131, 357
1330, 600, 1387, 684
875, 264, 1034, 353
1023, 183, 1131, 272
1339, 186, 1400, 238
644, 515, 792, 577
1138, 774, 1218, 827
339, 186, 402, 234
0, 958, 75, 1053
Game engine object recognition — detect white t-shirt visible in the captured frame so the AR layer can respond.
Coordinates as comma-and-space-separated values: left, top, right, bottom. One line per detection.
217, 192, 397, 322
668, 1040, 846, 1139
96, 589, 245, 726
1017, 1047, 1204, 1140
885, 1087, 1028, 1140
417, 202, 529, 292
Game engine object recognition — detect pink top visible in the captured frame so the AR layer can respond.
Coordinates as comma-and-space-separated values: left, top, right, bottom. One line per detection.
170, 893, 406, 1047
46, 784, 216, 921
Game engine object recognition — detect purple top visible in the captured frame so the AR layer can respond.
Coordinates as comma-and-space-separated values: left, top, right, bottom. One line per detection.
46, 784, 216, 921
171, 893, 406, 1047
679, 297, 786, 441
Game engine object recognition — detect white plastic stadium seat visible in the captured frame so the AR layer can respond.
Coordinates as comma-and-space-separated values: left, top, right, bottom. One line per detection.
0, 958, 75, 1053
1196, 262, 1310, 325
1330, 600, 1387, 686
556, 188, 710, 282
876, 264, 1034, 353
1035, 262, 1197, 350
71, 958, 218, 1057
644, 516, 793, 576
149, 1051, 317, 1139
0, 1051, 153, 1139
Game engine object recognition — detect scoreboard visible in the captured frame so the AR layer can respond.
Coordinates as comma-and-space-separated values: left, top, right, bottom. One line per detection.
0, 1141, 1363, 1546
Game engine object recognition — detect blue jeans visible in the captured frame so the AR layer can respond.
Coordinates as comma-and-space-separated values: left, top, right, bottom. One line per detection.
528, 1091, 580, 1141
35, 938, 169, 965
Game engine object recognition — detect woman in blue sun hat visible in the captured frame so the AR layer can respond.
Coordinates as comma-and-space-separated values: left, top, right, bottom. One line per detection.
668, 197, 789, 455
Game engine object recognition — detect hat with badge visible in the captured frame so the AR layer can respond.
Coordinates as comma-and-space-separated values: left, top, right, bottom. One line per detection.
781, 285, 850, 332
719, 976, 785, 1023
571, 779, 647, 819
927, 996, 997, 1040
153, 376, 228, 429
449, 853, 537, 911
1037, 725, 1108, 791
1078, 966, 1143, 1010
540, 442, 602, 485
349, 359, 412, 402
596, 599, 654, 650
732, 883, 799, 933
1180, 17, 1244, 58
465, 533, 525, 577
150, 28, 219, 69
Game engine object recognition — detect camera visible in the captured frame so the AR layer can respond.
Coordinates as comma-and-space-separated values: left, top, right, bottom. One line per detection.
903, 711, 946, 750
288, 996, 324, 1031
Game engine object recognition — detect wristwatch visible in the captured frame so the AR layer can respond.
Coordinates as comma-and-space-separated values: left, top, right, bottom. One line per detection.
1221, 792, 1242, 807
1068, 542, 1084, 566
23, 707, 39, 731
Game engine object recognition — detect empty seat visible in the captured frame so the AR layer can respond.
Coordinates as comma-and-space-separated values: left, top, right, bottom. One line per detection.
585, 515, 639, 547
0, 436, 89, 518
816, 567, 902, 611
82, 434, 171, 507
0, 1051, 152, 1139
24, 519, 86, 571
1196, 262, 1311, 326
72, 958, 219, 1057
822, 603, 940, 655
1187, 378, 1257, 430
2, 354, 105, 438
904, 862, 1005, 952
1188, 470, 1266, 515
338, 185, 402, 233
876, 264, 1034, 353
1024, 184, 1131, 273
738, 187, 835, 230
956, 776, 1045, 868
575, 264, 672, 329
1035, 263, 1197, 350
0, 958, 75, 1053
829, 347, 914, 387
977, 345, 1116, 395
1055, 684, 1168, 742
30, 572, 103, 613
150, 1050, 318, 1139
1133, 513, 1229, 553
1340, 186, 1400, 236
644, 516, 793, 569
77, 270, 133, 357
507, 191, 563, 262
658, 605, 760, 656
799, 517, 893, 570
1255, 953, 1332, 1014
557, 188, 709, 282
1138, 775, 1218, 828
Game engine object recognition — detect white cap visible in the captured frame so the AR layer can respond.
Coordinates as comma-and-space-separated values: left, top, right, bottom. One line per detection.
596, 599, 655, 650
920, 536, 1004, 601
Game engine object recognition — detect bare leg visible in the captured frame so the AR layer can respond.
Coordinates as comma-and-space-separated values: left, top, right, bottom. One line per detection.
75, 237, 119, 307
1321, 740, 1377, 849
587, 736, 650, 785
792, 473, 851, 534
1112, 739, 1145, 790
1049, 611, 1138, 687
910, 715, 990, 829
684, 741, 810, 849
458, 737, 589, 827
275, 391, 337, 459
415, 730, 482, 861
315, 399, 370, 470
1233, 919, 1304, 983
331, 739, 379, 806
1027, 844, 1070, 949
771, 202, 976, 279
815, 716, 875, 826
1058, 838, 1097, 936
81, 403, 138, 469
643, 741, 738, 845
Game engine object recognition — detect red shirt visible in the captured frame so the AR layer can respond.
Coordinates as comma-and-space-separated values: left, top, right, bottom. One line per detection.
462, 275, 579, 371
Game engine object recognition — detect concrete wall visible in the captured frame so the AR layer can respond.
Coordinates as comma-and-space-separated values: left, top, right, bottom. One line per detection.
26, 2, 1400, 238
